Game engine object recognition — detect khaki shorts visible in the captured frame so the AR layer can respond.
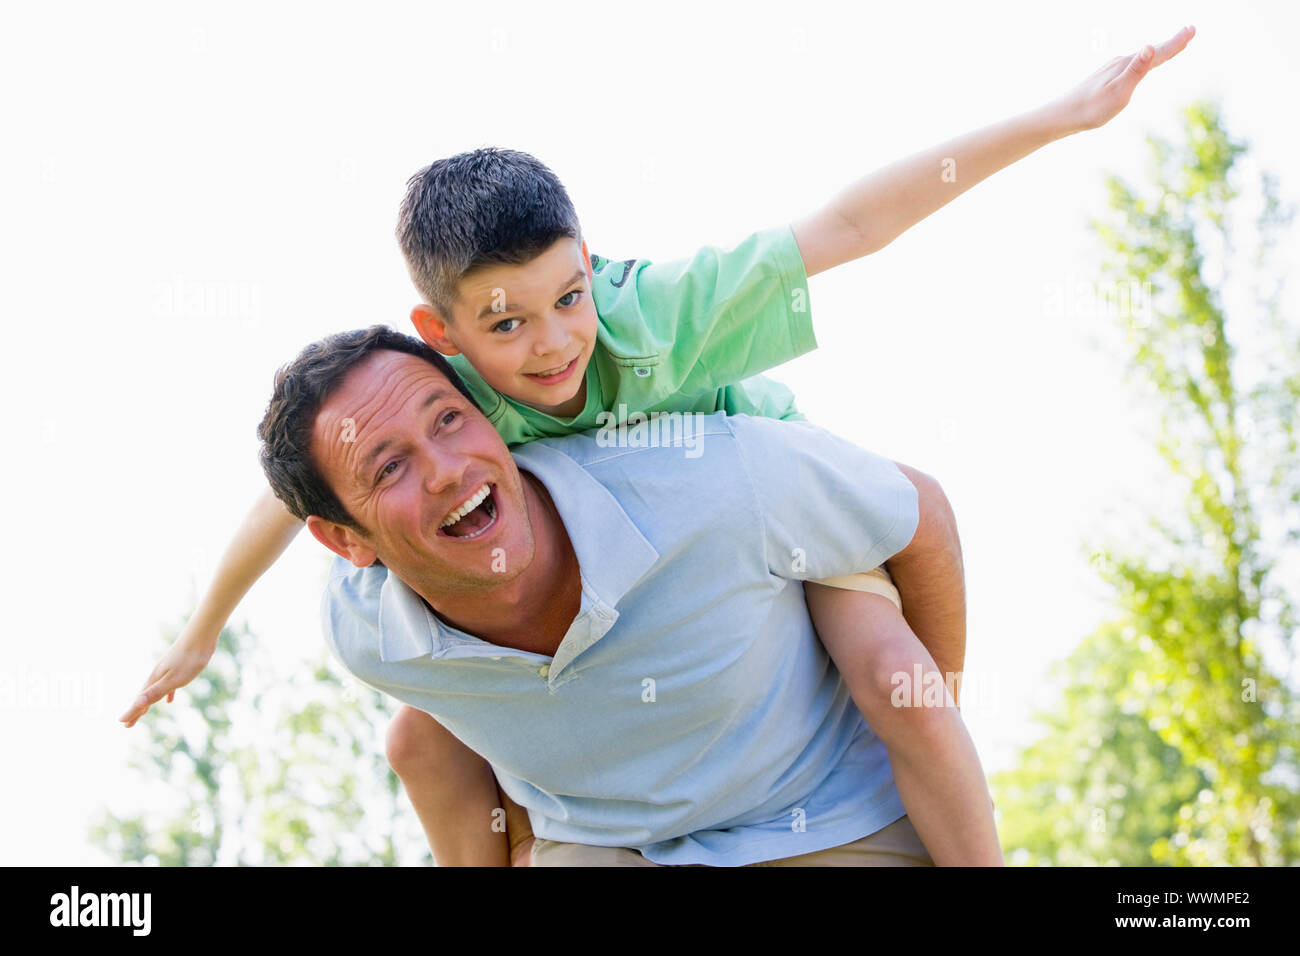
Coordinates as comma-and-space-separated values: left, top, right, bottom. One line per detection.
810, 566, 902, 611
530, 814, 933, 867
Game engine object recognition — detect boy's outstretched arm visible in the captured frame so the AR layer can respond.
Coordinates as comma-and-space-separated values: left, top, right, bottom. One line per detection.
791, 25, 1195, 277
120, 485, 304, 727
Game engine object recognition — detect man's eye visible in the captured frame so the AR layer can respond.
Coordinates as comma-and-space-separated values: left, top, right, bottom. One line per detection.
557, 290, 583, 308
440, 409, 459, 427
491, 318, 520, 334
377, 460, 400, 483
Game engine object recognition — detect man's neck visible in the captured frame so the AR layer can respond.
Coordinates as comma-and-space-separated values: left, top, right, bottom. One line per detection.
419, 470, 581, 657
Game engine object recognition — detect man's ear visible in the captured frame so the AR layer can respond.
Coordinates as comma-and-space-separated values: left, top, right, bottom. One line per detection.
411, 303, 460, 356
306, 515, 378, 568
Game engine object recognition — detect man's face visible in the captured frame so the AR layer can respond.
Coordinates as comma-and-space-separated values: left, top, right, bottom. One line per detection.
423, 237, 598, 416
309, 350, 536, 594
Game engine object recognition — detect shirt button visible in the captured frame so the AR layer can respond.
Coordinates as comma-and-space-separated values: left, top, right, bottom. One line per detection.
490, 656, 501, 661
538, 665, 550, 678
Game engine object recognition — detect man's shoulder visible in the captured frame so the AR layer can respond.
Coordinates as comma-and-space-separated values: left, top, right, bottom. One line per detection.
514, 410, 738, 465
514, 411, 843, 476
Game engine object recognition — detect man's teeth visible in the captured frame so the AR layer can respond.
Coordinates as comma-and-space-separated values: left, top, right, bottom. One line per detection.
439, 484, 491, 529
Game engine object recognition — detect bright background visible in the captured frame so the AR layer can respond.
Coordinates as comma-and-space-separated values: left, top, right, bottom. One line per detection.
2, 0, 1296, 864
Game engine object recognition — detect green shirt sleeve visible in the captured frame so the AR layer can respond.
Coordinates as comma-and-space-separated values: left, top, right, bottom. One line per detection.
590, 225, 816, 404
448, 225, 817, 447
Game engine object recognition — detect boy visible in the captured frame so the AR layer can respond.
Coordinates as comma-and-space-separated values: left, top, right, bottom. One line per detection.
122, 25, 1194, 866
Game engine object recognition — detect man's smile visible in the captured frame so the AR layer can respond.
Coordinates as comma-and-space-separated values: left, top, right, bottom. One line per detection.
437, 482, 500, 539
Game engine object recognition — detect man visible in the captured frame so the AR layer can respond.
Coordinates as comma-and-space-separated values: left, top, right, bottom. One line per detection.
258, 325, 944, 866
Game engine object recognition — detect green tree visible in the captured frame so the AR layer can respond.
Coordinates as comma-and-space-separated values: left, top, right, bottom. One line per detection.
92, 619, 432, 866
992, 100, 1300, 865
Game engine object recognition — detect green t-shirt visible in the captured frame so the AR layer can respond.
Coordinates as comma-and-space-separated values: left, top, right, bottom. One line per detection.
446, 225, 816, 447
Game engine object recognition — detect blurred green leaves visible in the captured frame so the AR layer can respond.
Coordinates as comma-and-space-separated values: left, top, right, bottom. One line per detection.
91, 620, 432, 866
992, 101, 1300, 865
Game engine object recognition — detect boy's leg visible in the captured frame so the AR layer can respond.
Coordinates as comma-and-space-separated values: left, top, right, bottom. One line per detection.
386, 705, 509, 866
803, 584, 1002, 866
886, 463, 967, 702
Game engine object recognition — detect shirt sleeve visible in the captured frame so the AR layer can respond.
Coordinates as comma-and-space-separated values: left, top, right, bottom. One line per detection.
727, 415, 919, 580
320, 557, 390, 685
592, 226, 817, 400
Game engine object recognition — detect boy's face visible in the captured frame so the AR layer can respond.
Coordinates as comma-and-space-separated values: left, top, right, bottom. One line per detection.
413, 237, 598, 418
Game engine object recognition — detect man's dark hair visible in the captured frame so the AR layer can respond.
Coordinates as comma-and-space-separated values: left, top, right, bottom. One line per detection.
396, 147, 582, 319
257, 325, 479, 529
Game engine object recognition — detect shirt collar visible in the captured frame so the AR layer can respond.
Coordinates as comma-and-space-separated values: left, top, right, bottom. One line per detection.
376, 572, 436, 662
376, 438, 659, 663
513, 438, 659, 609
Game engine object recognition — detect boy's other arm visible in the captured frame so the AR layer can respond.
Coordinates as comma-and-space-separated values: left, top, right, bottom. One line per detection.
791, 25, 1194, 277
120, 485, 304, 727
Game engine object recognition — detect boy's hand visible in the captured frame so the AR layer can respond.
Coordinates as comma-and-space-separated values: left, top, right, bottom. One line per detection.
119, 622, 219, 728
1054, 25, 1196, 134
792, 25, 1196, 276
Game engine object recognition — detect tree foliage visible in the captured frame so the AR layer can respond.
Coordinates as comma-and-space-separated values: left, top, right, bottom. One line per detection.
92, 620, 431, 866
993, 100, 1300, 865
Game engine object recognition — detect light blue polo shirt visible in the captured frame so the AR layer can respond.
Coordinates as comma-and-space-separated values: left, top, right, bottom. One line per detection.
321, 412, 920, 866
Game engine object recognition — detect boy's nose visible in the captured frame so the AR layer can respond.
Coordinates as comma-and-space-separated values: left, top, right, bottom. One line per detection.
533, 314, 570, 357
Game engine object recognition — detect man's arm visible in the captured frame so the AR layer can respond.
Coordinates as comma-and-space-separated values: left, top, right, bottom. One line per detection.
791, 26, 1195, 277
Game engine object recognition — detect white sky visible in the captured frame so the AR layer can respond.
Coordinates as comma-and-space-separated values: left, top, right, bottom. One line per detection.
2, 0, 1296, 864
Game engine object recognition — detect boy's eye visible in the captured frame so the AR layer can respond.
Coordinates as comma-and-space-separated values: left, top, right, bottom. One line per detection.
557, 290, 583, 308
491, 318, 521, 334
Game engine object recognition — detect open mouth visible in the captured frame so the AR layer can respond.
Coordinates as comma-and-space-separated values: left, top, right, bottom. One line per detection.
437, 483, 499, 540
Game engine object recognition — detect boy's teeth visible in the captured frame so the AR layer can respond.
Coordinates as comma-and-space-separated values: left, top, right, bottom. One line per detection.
439, 484, 491, 528
534, 360, 569, 377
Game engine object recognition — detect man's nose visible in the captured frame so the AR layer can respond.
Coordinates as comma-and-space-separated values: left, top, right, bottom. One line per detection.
421, 445, 469, 496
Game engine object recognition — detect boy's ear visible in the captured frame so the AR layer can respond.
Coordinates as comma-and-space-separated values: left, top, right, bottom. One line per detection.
305, 515, 378, 568
410, 303, 460, 356
580, 239, 594, 283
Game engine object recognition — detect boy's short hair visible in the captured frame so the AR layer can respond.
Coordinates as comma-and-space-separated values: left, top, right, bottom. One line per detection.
396, 148, 582, 319
257, 325, 479, 530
